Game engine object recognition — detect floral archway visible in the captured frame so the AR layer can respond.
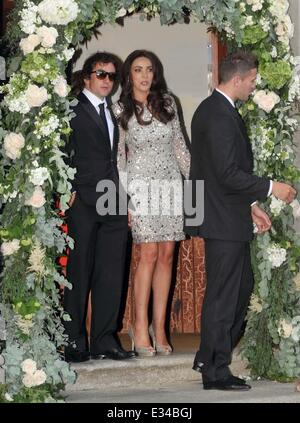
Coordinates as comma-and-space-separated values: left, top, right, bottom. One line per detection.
0, 0, 300, 402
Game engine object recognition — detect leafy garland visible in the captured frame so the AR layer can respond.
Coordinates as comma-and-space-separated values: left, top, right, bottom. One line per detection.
0, 0, 299, 402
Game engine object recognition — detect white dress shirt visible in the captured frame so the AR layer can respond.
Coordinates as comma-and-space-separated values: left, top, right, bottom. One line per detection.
82, 88, 114, 148
215, 88, 272, 200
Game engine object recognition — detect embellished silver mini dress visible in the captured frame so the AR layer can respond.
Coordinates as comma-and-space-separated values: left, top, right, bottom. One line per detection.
112, 96, 190, 244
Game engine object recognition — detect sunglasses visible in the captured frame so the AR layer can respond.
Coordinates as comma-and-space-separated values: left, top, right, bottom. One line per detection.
91, 70, 118, 81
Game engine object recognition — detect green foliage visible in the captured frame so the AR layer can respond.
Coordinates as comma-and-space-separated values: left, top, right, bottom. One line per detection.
259, 61, 293, 90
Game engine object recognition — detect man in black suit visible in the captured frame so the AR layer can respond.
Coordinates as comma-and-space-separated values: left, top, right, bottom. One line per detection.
64, 52, 135, 362
187, 51, 296, 390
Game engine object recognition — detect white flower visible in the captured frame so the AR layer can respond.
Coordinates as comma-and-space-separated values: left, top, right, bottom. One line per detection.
269, 0, 289, 19
19, 34, 40, 55
25, 84, 48, 108
16, 315, 34, 335
278, 319, 293, 338
270, 46, 278, 58
239, 2, 246, 13
25, 186, 46, 208
29, 167, 50, 186
27, 241, 46, 275
288, 74, 300, 102
1, 239, 20, 256
63, 47, 74, 62
22, 374, 36, 388
4, 393, 13, 402
116, 7, 127, 18
53, 76, 68, 97
253, 90, 280, 113
270, 195, 285, 216
256, 73, 262, 85
244, 16, 254, 27
266, 244, 287, 268
275, 15, 294, 45
249, 294, 263, 313
36, 26, 58, 48
6, 94, 31, 115
33, 369, 47, 386
246, 0, 264, 12
260, 17, 270, 33
290, 200, 300, 219
19, 1, 40, 34
21, 358, 37, 374
4, 132, 25, 160
38, 0, 79, 26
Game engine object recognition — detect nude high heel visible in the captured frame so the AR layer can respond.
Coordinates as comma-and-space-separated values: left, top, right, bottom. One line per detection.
128, 326, 156, 357
149, 324, 173, 356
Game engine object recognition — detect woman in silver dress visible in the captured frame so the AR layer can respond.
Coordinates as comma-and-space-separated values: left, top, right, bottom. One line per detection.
112, 50, 190, 356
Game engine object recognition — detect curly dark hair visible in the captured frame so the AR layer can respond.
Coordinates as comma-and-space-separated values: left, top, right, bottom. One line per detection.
118, 50, 175, 130
71, 51, 122, 95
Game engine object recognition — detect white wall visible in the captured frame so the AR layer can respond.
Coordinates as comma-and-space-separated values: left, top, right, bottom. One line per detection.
73, 15, 210, 137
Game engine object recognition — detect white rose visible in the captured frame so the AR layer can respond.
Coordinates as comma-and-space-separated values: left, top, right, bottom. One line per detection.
36, 26, 58, 48
21, 358, 37, 375
26, 84, 48, 108
53, 76, 68, 97
4, 132, 25, 160
33, 369, 47, 386
1, 239, 20, 256
25, 186, 46, 208
22, 374, 36, 388
19, 34, 40, 55
253, 90, 280, 113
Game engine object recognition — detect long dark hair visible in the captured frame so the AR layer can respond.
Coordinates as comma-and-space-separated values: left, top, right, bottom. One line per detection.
118, 50, 175, 130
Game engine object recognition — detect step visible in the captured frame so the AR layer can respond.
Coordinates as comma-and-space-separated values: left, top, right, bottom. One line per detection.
67, 351, 249, 391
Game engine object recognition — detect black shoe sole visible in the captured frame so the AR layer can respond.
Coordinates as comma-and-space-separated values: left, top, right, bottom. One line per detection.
90, 354, 106, 360
203, 385, 251, 391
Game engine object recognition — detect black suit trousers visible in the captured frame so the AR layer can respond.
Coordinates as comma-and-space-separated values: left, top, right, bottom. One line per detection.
196, 238, 254, 382
64, 194, 128, 354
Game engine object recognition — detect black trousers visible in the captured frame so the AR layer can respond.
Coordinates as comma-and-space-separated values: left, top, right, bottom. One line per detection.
64, 194, 128, 355
195, 239, 254, 382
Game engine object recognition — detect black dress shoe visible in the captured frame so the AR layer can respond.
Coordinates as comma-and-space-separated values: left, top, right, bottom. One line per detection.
229, 375, 247, 385
192, 359, 204, 373
90, 353, 106, 360
99, 347, 137, 360
65, 349, 90, 363
203, 376, 251, 391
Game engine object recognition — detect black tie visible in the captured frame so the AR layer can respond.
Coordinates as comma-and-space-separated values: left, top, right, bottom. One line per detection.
99, 103, 110, 142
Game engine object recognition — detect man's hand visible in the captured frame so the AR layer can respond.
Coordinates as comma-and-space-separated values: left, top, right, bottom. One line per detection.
68, 191, 76, 207
272, 181, 296, 204
251, 204, 271, 233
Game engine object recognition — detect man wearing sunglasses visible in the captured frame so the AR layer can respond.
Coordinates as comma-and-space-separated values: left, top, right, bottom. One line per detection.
64, 52, 135, 363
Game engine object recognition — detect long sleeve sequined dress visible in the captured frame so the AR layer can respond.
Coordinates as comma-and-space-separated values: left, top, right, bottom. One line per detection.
112, 96, 190, 243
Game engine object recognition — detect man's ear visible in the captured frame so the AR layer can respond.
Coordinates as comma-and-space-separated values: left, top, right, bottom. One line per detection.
232, 74, 241, 87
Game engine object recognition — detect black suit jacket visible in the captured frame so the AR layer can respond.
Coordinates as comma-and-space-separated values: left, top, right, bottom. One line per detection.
67, 92, 121, 207
185, 90, 270, 242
